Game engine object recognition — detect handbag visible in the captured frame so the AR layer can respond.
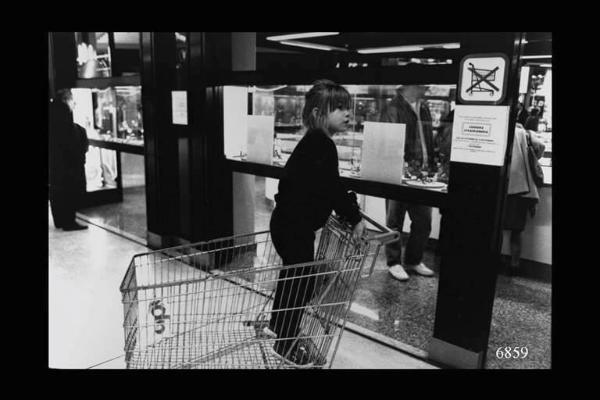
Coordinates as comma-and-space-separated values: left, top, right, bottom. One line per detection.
526, 132, 544, 187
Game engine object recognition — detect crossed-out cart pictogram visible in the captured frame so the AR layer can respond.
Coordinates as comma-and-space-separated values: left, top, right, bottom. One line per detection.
467, 63, 500, 96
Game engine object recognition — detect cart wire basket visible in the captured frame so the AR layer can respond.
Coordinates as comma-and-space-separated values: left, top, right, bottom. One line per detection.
119, 211, 399, 369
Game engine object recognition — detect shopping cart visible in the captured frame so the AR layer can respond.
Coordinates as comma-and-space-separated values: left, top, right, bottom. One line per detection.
120, 211, 399, 369
467, 62, 500, 96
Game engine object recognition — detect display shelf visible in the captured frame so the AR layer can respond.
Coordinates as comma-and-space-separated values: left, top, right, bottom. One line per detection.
225, 158, 448, 208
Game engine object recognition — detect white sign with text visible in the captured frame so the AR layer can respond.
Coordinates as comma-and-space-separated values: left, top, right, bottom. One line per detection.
450, 105, 510, 166
171, 91, 188, 125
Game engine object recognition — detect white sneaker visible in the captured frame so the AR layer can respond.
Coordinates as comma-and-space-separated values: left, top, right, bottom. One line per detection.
389, 264, 409, 281
406, 262, 435, 277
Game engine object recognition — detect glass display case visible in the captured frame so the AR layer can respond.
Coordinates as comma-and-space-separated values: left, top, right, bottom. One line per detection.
224, 84, 456, 192
115, 86, 144, 143
71, 86, 144, 196
72, 85, 143, 145
90, 86, 144, 146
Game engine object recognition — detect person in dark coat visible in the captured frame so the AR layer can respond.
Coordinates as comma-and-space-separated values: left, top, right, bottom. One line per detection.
524, 107, 541, 131
378, 85, 436, 281
516, 102, 529, 127
503, 124, 545, 275
49, 89, 89, 231
268, 80, 365, 365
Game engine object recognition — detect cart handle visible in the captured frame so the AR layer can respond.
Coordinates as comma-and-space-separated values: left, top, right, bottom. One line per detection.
359, 211, 400, 245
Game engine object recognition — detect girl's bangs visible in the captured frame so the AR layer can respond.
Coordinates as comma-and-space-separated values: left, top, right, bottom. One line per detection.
328, 87, 351, 110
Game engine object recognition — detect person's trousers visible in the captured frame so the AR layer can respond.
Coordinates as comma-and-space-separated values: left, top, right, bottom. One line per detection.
49, 184, 78, 228
385, 200, 432, 267
269, 210, 317, 354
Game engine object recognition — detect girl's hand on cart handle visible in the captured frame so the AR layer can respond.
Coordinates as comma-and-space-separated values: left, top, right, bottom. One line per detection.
352, 219, 366, 241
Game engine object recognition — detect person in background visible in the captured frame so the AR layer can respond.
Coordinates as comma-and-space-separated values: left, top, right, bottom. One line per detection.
379, 85, 436, 281
434, 108, 454, 176
433, 108, 454, 258
503, 124, 545, 275
49, 89, 89, 231
516, 102, 529, 127
269, 79, 365, 365
524, 107, 541, 131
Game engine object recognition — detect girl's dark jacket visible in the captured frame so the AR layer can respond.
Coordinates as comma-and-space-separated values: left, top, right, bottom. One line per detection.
273, 128, 361, 232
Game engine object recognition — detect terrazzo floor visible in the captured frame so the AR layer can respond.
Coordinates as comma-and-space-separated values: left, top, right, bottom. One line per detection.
74, 176, 551, 369
79, 185, 147, 241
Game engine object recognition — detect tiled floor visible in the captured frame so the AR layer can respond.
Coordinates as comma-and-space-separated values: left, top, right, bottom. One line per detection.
48, 207, 149, 369
72, 176, 551, 369
48, 204, 435, 370
79, 186, 147, 242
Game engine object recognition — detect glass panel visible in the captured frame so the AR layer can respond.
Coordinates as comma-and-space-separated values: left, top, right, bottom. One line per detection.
113, 32, 139, 49
224, 84, 456, 192
71, 86, 144, 146
115, 86, 144, 145
75, 32, 112, 78
113, 32, 141, 76
93, 87, 117, 139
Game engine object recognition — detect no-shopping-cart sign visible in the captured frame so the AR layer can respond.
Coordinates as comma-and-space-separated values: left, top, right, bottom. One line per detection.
458, 54, 509, 105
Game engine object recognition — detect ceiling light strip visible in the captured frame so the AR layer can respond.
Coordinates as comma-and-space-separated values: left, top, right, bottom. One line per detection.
357, 42, 461, 54
358, 45, 424, 54
267, 32, 339, 41
521, 55, 552, 59
279, 40, 348, 52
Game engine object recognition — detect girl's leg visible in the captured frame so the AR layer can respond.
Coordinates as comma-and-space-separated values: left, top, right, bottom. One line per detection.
271, 263, 317, 355
269, 226, 315, 356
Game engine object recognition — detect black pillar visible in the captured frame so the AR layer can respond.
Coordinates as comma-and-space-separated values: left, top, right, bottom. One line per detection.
140, 32, 182, 248
188, 33, 234, 243
429, 32, 525, 368
48, 32, 77, 93
140, 32, 236, 247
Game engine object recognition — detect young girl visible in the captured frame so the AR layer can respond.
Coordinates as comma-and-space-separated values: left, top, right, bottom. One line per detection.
268, 79, 365, 365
